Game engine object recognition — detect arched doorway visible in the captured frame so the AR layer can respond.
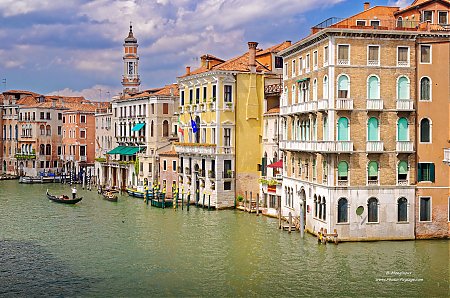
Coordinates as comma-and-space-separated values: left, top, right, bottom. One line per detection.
2, 160, 6, 173
19, 162, 24, 176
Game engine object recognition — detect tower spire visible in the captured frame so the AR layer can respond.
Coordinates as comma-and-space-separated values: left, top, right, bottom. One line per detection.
122, 24, 140, 94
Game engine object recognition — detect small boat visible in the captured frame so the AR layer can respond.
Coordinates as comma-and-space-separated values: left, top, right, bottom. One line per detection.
126, 187, 145, 198
102, 191, 118, 202
46, 190, 82, 204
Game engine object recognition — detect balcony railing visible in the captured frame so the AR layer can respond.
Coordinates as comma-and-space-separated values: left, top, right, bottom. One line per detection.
396, 141, 414, 153
366, 99, 383, 110
396, 99, 414, 111
279, 140, 317, 152
317, 141, 353, 153
337, 179, 348, 187
444, 148, 450, 165
366, 141, 384, 153
197, 169, 205, 178
280, 101, 317, 115
185, 167, 192, 175
14, 154, 36, 160
280, 140, 353, 153
208, 171, 216, 179
337, 59, 349, 65
223, 171, 234, 179
367, 60, 379, 66
177, 166, 183, 174
174, 143, 217, 155
397, 179, 408, 186
80, 156, 87, 162
317, 99, 328, 111
367, 179, 379, 186
336, 98, 353, 110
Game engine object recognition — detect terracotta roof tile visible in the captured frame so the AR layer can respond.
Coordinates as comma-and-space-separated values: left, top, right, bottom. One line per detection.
153, 84, 179, 96
4, 90, 40, 96
159, 149, 178, 156
16, 95, 38, 106
264, 107, 280, 115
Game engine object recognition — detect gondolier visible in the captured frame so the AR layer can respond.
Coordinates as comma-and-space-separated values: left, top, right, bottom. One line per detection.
72, 186, 77, 200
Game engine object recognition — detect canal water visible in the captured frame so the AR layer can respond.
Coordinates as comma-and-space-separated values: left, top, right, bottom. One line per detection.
0, 180, 448, 297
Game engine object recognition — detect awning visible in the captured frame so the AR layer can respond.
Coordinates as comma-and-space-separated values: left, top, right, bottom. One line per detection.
296, 78, 310, 83
107, 146, 144, 156
131, 123, 145, 131
267, 159, 283, 169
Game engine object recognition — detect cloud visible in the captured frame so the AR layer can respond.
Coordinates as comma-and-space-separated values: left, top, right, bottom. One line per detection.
47, 84, 122, 102
388, 0, 410, 8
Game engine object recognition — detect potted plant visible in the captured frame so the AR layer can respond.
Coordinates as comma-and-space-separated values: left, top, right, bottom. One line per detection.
237, 195, 244, 206
225, 102, 232, 109
210, 96, 216, 102
226, 169, 233, 178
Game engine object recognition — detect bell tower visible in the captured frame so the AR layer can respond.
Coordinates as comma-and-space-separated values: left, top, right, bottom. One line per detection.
122, 24, 140, 94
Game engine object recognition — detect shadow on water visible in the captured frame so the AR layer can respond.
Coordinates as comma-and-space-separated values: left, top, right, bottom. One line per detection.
0, 240, 94, 297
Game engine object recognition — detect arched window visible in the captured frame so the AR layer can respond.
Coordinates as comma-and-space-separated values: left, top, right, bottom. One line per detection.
367, 117, 379, 141
420, 77, 431, 101
322, 197, 326, 220
318, 196, 322, 219
368, 161, 379, 182
397, 17, 403, 28
314, 195, 318, 218
397, 197, 408, 222
46, 125, 51, 136
367, 197, 379, 223
337, 117, 349, 141
338, 161, 348, 181
337, 75, 349, 98
296, 119, 301, 140
338, 198, 348, 223
323, 76, 328, 99
397, 76, 409, 100
45, 144, 51, 155
367, 76, 380, 99
312, 79, 318, 101
39, 144, 45, 155
306, 120, 310, 141
323, 116, 328, 141
40, 125, 45, 135
150, 121, 154, 137
398, 161, 408, 183
162, 120, 169, 137
420, 118, 431, 143
292, 84, 296, 104
397, 117, 408, 141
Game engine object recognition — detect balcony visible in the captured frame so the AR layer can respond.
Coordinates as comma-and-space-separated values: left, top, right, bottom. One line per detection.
367, 179, 379, 186
280, 101, 317, 115
177, 166, 183, 174
185, 167, 192, 175
366, 141, 384, 153
317, 141, 353, 153
396, 141, 414, 153
396, 99, 414, 111
317, 99, 328, 111
208, 170, 216, 179
14, 153, 36, 160
223, 170, 234, 179
337, 59, 349, 65
279, 140, 317, 152
335, 98, 353, 110
397, 179, 408, 186
367, 60, 379, 66
174, 143, 217, 155
366, 99, 383, 110
197, 169, 205, 178
444, 148, 450, 165
337, 179, 348, 187
80, 156, 87, 162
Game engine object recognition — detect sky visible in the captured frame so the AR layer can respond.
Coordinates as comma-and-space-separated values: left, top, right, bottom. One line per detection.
0, 0, 409, 101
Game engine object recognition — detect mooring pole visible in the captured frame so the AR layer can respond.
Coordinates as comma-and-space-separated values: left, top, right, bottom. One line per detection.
256, 194, 259, 216
249, 191, 252, 213
187, 193, 190, 211
202, 193, 205, 209
278, 196, 282, 229
208, 194, 211, 211
288, 212, 292, 233
299, 202, 305, 238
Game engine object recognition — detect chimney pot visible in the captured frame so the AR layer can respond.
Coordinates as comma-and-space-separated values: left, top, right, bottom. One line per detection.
186, 66, 191, 75
364, 2, 370, 10
248, 41, 258, 72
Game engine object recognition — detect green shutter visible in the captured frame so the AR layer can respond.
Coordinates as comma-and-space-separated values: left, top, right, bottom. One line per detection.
338, 76, 348, 91
338, 161, 348, 177
338, 117, 349, 141
368, 76, 379, 99
398, 161, 408, 175
398, 118, 408, 141
417, 163, 423, 181
398, 77, 409, 100
368, 161, 378, 177
368, 117, 378, 141
430, 163, 435, 182
262, 157, 267, 176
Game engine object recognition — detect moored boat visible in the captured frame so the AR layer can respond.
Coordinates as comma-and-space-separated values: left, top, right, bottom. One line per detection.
46, 190, 82, 204
126, 187, 145, 198
102, 191, 118, 202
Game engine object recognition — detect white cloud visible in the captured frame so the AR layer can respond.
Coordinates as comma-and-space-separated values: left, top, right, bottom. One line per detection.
388, 0, 410, 8
0, 0, 78, 17
47, 84, 121, 101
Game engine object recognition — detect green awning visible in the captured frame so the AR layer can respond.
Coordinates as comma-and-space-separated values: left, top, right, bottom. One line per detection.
297, 78, 310, 83
107, 146, 144, 156
131, 123, 145, 131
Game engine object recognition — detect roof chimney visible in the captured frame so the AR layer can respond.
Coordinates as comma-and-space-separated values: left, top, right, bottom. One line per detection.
286, 40, 292, 46
185, 66, 191, 76
364, 2, 370, 10
248, 41, 258, 73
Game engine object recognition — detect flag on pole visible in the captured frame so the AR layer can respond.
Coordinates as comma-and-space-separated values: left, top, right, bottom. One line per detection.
177, 116, 184, 136
190, 113, 198, 133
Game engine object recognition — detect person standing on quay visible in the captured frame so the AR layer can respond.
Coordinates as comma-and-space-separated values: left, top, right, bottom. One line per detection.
72, 186, 77, 200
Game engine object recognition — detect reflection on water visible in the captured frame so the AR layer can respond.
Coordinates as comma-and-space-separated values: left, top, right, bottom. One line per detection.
0, 181, 448, 297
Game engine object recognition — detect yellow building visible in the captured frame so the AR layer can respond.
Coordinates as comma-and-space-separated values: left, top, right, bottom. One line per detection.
175, 41, 290, 208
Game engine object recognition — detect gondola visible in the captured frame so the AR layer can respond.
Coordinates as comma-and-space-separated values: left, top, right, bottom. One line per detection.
46, 190, 82, 204
102, 191, 118, 202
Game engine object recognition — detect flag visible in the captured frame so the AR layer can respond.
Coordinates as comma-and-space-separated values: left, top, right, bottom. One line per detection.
190, 113, 198, 133
177, 116, 184, 136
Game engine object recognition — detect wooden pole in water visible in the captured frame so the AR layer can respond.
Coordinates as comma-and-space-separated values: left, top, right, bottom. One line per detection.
208, 194, 211, 211
256, 194, 259, 216
181, 192, 184, 210
278, 196, 282, 229
288, 212, 292, 233
187, 194, 190, 211
299, 202, 305, 238
249, 192, 252, 213
244, 191, 247, 211
202, 193, 205, 208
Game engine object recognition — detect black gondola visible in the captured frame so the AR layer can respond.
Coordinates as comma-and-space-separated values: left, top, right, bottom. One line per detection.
102, 191, 118, 202
46, 190, 82, 204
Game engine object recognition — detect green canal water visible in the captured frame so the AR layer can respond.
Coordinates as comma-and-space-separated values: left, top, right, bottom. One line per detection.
0, 180, 448, 297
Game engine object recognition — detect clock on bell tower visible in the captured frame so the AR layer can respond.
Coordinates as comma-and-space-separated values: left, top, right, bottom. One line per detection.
122, 24, 140, 94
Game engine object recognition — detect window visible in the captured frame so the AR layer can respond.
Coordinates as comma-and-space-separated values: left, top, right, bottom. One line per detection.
337, 75, 349, 98
40, 112, 44, 120
299, 57, 303, 74
338, 45, 350, 65
150, 121, 154, 137
367, 46, 379, 66
224, 85, 232, 102
45, 144, 51, 155
356, 20, 366, 26
367, 76, 379, 99
397, 76, 410, 100
283, 62, 288, 77
314, 196, 318, 217
398, 198, 408, 222
420, 118, 431, 143
323, 116, 328, 141
163, 160, 167, 171
46, 112, 51, 120
367, 198, 378, 223
80, 129, 86, 139
419, 197, 431, 221
162, 103, 168, 114
212, 85, 217, 99
305, 54, 310, 71
313, 50, 318, 69
58, 113, 62, 120
397, 47, 409, 66
422, 11, 433, 23
397, 117, 409, 141
398, 161, 408, 183
162, 120, 169, 137
420, 45, 431, 63
439, 11, 448, 24
312, 79, 317, 101
367, 117, 379, 141
292, 60, 296, 76
275, 56, 283, 69
80, 115, 86, 123
418, 163, 435, 182
189, 89, 193, 104
195, 87, 200, 104
181, 90, 185, 105
397, 17, 403, 28
224, 128, 231, 147
323, 76, 328, 99
80, 145, 86, 157
172, 160, 177, 172
337, 117, 349, 141
324, 46, 329, 65
337, 161, 348, 181
420, 77, 431, 101
291, 85, 296, 104
211, 128, 216, 144
368, 161, 378, 182
337, 198, 348, 223
370, 20, 380, 28
203, 86, 207, 101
